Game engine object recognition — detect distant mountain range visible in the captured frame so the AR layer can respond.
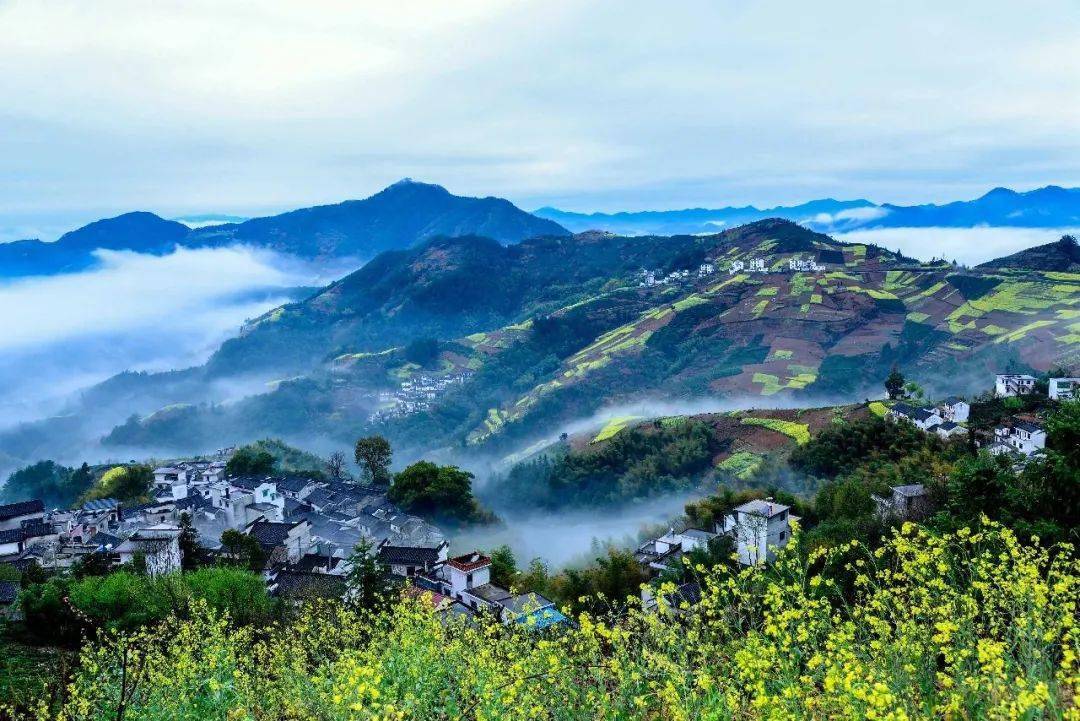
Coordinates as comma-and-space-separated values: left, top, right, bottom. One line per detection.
5, 219, 1076, 471
535, 186, 1080, 236
0, 180, 568, 278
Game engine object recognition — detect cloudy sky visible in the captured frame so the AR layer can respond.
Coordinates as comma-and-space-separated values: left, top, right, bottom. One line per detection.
1, 0, 1078, 240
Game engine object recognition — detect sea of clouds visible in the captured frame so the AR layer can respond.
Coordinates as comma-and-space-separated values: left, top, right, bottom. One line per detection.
835, 226, 1079, 266
0, 246, 327, 429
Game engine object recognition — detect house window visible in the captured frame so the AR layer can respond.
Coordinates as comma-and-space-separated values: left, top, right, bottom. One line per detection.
466, 572, 473, 586
779, 531, 786, 541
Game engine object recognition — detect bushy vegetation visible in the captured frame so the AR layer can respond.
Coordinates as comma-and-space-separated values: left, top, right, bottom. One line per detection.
12, 522, 1077, 720
17, 567, 272, 647
388, 461, 494, 526
499, 418, 721, 509
80, 464, 153, 505
1, 461, 92, 508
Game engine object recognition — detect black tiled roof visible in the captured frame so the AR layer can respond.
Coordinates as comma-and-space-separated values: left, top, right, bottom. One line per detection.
291, 553, 342, 573
0, 499, 44, 521
276, 475, 319, 494
228, 475, 272, 491
0, 528, 24, 544
0, 580, 19, 604
270, 570, 346, 600
247, 520, 301, 549
378, 544, 441, 566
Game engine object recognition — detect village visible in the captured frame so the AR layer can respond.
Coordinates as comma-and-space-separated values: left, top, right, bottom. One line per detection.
368, 371, 474, 423
2, 371, 1077, 623
638, 255, 825, 288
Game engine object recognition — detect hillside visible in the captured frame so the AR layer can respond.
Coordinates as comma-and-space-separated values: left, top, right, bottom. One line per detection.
535, 185, 1080, 235
0, 212, 191, 277
0, 181, 567, 278
977, 234, 1080, 272
90, 218, 1079, 461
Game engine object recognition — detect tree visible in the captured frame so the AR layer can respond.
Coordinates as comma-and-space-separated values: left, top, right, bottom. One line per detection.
344, 539, 391, 611
219, 530, 266, 571
83, 464, 153, 504
489, 545, 518, 588
2, 460, 76, 506
326, 451, 348, 483
884, 366, 905, 400
226, 446, 275, 477
388, 461, 490, 525
354, 436, 393, 486
404, 337, 440, 367
177, 512, 204, 571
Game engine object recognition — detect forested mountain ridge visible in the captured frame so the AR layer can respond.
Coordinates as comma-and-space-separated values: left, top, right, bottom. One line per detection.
0, 180, 567, 278
535, 185, 1080, 236
91, 219, 1079, 460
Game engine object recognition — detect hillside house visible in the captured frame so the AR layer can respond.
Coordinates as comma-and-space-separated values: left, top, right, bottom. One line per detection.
113, 524, 182, 575
635, 527, 719, 576
152, 467, 190, 500
873, 484, 932, 521
747, 258, 767, 273
0, 499, 45, 532
0, 580, 20, 620
729, 260, 745, 274
377, 540, 449, 577
718, 499, 797, 566
993, 421, 1046, 456
244, 519, 312, 566
935, 421, 965, 439
995, 374, 1036, 397
498, 591, 568, 629
1049, 377, 1080, 401
887, 404, 943, 431
788, 257, 822, 272
938, 397, 970, 423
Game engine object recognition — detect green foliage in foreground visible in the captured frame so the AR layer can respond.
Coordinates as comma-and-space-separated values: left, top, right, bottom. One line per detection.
18, 567, 272, 647
12, 522, 1078, 720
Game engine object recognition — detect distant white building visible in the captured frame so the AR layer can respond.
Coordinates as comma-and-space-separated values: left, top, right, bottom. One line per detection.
719, 499, 796, 566
887, 403, 943, 431
993, 421, 1046, 456
995, 374, 1036, 397
114, 524, 182, 576
935, 421, 965, 440
873, 484, 932, 521
729, 260, 745, 274
937, 397, 970, 423
788, 257, 822, 272
698, 262, 715, 276
1048, 378, 1080, 401
747, 258, 767, 273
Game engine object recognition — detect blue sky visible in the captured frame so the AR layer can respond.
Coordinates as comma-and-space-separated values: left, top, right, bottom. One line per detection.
1, 0, 1078, 241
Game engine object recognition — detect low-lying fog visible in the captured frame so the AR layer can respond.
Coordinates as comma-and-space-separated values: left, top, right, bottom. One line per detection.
835, 226, 1079, 266
0, 245, 342, 430
451, 491, 704, 569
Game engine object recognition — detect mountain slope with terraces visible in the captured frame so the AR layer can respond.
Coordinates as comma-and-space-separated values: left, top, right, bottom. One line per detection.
90, 219, 1079, 460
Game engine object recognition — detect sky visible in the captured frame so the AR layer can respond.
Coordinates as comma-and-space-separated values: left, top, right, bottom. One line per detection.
1, 0, 1079, 241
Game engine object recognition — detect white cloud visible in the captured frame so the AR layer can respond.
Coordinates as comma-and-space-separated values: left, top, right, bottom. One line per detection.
0, 0, 1076, 226
834, 226, 1080, 266
0, 246, 321, 426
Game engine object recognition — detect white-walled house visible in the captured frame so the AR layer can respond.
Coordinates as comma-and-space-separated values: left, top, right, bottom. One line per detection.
938, 397, 970, 423
114, 524, 182, 576
935, 421, 965, 439
995, 374, 1036, 397
0, 499, 45, 533
994, 421, 1046, 456
377, 540, 449, 577
887, 403, 943, 431
1049, 378, 1080, 401
719, 499, 796, 566
873, 484, 932, 521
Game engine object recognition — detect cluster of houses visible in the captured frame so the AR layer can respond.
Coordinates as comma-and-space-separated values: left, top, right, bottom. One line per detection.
639, 253, 829, 289
377, 544, 570, 629
0, 457, 447, 616
639, 265, 714, 287
886, 397, 969, 440
369, 372, 473, 423
885, 373, 1079, 460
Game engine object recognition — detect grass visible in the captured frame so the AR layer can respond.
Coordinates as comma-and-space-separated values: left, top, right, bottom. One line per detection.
717, 451, 763, 480
592, 416, 640, 443
868, 401, 889, 418
741, 416, 811, 445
